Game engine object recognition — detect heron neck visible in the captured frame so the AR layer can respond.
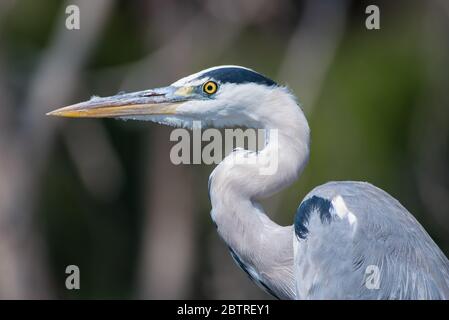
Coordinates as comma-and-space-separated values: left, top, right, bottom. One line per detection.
209, 91, 309, 299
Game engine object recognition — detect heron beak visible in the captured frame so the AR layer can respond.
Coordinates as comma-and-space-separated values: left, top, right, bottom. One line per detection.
47, 86, 190, 118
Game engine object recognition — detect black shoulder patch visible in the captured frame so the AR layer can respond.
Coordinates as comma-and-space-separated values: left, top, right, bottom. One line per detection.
294, 196, 333, 240
200, 67, 277, 87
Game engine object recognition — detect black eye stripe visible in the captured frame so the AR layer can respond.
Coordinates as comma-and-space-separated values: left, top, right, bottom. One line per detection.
200, 67, 277, 86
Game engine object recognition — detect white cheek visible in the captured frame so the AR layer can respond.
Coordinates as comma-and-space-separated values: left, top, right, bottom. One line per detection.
177, 99, 223, 116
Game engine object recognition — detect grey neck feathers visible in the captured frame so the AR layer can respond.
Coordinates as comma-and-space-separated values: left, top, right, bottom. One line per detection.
208, 89, 309, 299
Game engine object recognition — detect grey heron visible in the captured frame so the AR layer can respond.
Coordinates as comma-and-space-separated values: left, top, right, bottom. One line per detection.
48, 65, 449, 299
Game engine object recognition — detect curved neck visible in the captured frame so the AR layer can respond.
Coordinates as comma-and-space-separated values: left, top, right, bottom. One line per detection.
209, 89, 309, 299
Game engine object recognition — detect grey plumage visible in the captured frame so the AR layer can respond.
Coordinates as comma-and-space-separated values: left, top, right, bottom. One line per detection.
294, 181, 449, 299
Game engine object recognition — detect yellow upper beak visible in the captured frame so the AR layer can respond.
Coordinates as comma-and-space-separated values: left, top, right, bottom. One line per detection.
47, 87, 184, 118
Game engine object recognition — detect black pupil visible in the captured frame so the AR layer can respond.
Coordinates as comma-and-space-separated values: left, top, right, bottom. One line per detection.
207, 85, 213, 91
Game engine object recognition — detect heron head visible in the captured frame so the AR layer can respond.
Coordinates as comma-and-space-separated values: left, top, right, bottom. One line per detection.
47, 66, 285, 129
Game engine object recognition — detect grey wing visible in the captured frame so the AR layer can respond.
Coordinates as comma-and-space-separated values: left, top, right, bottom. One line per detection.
293, 181, 449, 299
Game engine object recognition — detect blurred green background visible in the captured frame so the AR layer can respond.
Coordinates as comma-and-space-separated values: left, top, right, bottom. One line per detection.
0, 0, 448, 299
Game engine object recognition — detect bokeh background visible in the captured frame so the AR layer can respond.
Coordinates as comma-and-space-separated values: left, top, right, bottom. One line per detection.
0, 0, 448, 299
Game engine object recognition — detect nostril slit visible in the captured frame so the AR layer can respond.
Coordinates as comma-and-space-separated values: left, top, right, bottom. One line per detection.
142, 92, 165, 97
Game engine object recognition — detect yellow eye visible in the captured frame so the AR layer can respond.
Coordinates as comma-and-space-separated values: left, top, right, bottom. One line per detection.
203, 81, 218, 95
